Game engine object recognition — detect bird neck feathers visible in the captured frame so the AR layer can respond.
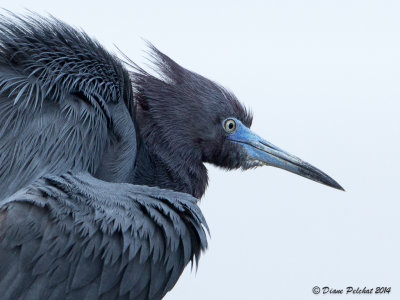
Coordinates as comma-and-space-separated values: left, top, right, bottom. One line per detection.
131, 113, 208, 198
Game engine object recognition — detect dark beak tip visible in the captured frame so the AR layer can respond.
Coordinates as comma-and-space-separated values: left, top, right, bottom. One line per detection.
327, 180, 345, 192
337, 185, 346, 192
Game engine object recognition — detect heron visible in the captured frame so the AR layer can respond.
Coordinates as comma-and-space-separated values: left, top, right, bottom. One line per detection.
0, 13, 343, 300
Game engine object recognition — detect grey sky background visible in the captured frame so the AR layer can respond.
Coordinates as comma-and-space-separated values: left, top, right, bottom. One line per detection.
3, 1, 400, 299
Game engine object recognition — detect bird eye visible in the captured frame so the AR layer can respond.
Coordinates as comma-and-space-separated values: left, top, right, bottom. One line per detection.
224, 119, 237, 133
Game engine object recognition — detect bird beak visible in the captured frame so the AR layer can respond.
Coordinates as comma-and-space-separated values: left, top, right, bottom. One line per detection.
227, 119, 344, 191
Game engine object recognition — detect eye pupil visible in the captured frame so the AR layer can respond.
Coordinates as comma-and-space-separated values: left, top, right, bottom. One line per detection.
228, 123, 233, 129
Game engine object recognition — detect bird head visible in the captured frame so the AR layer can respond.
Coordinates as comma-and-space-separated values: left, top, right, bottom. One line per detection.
131, 45, 343, 191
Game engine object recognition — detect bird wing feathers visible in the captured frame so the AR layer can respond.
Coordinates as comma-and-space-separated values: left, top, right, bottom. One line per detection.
0, 14, 134, 198
0, 89, 108, 199
0, 173, 208, 300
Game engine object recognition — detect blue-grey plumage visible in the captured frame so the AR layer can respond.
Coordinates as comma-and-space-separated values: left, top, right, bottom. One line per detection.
0, 173, 208, 299
0, 11, 343, 300
0, 13, 207, 299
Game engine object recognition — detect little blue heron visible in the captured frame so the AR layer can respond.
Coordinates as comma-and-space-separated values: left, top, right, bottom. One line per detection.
0, 13, 343, 300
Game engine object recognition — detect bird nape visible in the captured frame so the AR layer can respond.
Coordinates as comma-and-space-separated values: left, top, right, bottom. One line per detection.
0, 12, 343, 300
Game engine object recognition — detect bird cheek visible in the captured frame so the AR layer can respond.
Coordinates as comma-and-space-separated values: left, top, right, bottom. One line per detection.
215, 143, 241, 169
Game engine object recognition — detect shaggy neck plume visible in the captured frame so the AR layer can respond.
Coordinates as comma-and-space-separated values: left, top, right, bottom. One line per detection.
132, 133, 208, 199
133, 105, 208, 198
